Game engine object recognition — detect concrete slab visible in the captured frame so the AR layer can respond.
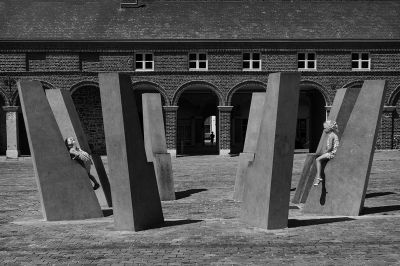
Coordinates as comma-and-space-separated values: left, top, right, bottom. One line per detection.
46, 89, 112, 207
142, 93, 175, 201
99, 73, 164, 231
17, 80, 103, 221
303, 80, 386, 216
292, 87, 361, 204
233, 92, 265, 201
241, 72, 300, 229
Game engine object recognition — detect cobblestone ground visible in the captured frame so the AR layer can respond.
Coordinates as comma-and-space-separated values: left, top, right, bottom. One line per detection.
0, 151, 400, 265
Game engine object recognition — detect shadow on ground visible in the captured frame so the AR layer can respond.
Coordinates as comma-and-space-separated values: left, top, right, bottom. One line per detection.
175, 189, 208, 200
102, 209, 113, 217
361, 205, 400, 215
288, 217, 354, 228
153, 219, 203, 229
365, 192, 396, 198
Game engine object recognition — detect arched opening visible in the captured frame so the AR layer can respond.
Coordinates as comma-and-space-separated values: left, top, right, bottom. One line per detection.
176, 86, 220, 155
229, 82, 267, 154
389, 86, 400, 149
71, 85, 106, 155
15, 96, 31, 156
0, 96, 6, 155
132, 82, 167, 131
296, 87, 327, 152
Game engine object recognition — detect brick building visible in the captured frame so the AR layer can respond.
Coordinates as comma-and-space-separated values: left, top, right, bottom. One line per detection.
0, 0, 399, 158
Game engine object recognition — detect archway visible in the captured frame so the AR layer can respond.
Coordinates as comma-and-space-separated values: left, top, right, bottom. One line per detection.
229, 82, 267, 154
15, 96, 30, 156
296, 85, 327, 152
132, 82, 168, 131
176, 84, 221, 155
0, 96, 6, 155
389, 85, 400, 149
71, 85, 106, 155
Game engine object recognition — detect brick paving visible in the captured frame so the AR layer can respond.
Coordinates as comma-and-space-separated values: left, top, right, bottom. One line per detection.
0, 151, 400, 265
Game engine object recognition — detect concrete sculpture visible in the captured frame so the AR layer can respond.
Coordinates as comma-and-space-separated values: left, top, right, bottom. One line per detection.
17, 80, 103, 221
292, 87, 361, 204
241, 72, 300, 229
233, 92, 265, 202
303, 80, 386, 216
99, 73, 164, 231
46, 89, 112, 207
142, 93, 175, 201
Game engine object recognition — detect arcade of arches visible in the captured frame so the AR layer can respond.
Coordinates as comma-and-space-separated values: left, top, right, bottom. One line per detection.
2, 81, 399, 158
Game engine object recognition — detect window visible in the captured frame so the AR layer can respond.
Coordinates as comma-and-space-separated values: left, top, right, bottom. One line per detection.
188, 52, 208, 70
243, 52, 261, 71
298, 52, 316, 70
352, 52, 370, 70
135, 53, 154, 71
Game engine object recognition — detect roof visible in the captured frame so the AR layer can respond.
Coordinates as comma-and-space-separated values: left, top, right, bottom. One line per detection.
0, 0, 399, 41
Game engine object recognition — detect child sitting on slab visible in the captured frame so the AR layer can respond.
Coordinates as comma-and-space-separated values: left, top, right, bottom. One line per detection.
313, 120, 339, 186
65, 137, 100, 190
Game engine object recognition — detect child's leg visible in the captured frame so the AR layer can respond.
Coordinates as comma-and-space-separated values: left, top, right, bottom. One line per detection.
314, 153, 331, 185
87, 174, 100, 190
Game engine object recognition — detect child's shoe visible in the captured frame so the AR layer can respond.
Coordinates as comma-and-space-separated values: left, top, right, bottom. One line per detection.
313, 177, 322, 186
93, 183, 100, 190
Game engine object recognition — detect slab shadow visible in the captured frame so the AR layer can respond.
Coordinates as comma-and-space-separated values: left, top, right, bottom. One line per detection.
175, 189, 208, 200
289, 205, 300, 209
288, 217, 354, 228
102, 209, 113, 217
153, 219, 203, 229
361, 205, 400, 215
290, 187, 296, 191
365, 192, 396, 198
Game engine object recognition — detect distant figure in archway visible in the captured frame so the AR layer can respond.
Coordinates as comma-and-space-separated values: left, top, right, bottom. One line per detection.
210, 131, 215, 145
313, 120, 339, 186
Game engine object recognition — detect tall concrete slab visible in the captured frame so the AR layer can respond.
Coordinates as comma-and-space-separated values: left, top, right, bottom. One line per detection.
241, 72, 300, 230
292, 87, 361, 204
233, 92, 265, 201
46, 89, 112, 207
304, 80, 386, 216
142, 93, 175, 201
17, 80, 103, 221
99, 73, 164, 231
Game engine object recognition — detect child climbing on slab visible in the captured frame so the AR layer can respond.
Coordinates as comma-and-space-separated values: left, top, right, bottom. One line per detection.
65, 137, 100, 190
313, 120, 339, 186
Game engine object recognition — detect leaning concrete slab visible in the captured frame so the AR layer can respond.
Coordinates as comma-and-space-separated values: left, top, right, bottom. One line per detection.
142, 93, 175, 201
241, 72, 300, 230
233, 92, 265, 202
99, 73, 164, 231
292, 87, 361, 204
17, 80, 103, 221
46, 89, 112, 208
303, 80, 386, 216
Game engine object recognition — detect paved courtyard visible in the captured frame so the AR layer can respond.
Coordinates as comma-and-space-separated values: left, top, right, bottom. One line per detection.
0, 151, 400, 265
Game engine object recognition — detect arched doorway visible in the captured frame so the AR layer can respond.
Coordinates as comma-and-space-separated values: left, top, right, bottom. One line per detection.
71, 85, 106, 155
229, 82, 267, 154
15, 96, 31, 156
296, 85, 327, 152
132, 82, 167, 131
0, 96, 6, 155
176, 84, 220, 155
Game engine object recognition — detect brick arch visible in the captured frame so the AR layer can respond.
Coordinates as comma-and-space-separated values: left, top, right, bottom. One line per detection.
300, 80, 330, 106
172, 81, 224, 106
11, 80, 56, 106
70, 80, 99, 95
388, 85, 400, 106
0, 88, 8, 106
132, 81, 170, 106
226, 80, 268, 105
341, 80, 364, 89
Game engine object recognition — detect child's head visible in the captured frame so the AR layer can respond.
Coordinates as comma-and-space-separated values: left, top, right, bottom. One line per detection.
65, 137, 76, 149
323, 120, 338, 133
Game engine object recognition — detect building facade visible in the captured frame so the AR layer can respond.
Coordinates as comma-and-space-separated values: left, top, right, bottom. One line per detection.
0, 0, 399, 157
